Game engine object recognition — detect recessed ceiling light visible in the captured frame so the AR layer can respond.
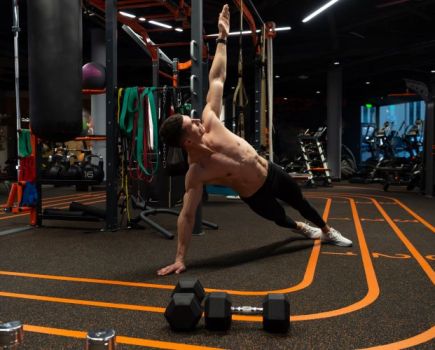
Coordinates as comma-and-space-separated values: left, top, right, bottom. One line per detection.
283, 97, 288, 101
119, 11, 136, 19
298, 74, 309, 80
333, 61, 340, 65
175, 27, 183, 32
431, 70, 435, 73
316, 90, 321, 94
275, 75, 280, 79
231, 86, 235, 90
365, 81, 371, 85
139, 17, 146, 22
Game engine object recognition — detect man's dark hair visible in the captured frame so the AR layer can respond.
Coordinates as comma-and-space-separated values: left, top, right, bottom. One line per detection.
159, 114, 186, 147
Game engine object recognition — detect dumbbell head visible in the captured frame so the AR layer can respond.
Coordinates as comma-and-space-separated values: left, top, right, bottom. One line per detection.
172, 277, 205, 302
0, 321, 24, 348
204, 292, 232, 331
262, 294, 290, 333
85, 329, 116, 350
164, 293, 203, 331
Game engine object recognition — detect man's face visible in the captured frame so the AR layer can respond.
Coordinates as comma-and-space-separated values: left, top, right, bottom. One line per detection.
182, 116, 205, 145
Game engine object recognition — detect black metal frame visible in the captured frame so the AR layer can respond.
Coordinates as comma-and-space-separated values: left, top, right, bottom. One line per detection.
104, 0, 119, 230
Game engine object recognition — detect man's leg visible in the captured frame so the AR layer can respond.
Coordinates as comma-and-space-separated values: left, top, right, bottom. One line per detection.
269, 163, 353, 246
241, 187, 298, 230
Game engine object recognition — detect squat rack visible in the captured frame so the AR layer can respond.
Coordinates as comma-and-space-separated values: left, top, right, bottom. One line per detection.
94, 0, 268, 230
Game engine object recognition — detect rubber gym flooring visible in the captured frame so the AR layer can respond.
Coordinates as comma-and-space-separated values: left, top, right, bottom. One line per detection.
0, 183, 434, 349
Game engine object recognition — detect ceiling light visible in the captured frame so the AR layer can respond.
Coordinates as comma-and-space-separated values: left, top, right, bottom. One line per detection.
207, 26, 290, 37
119, 11, 136, 19
365, 81, 371, 85
316, 90, 321, 94
138, 17, 146, 22
207, 29, 259, 37
175, 27, 183, 32
431, 70, 435, 73
148, 20, 172, 29
275, 26, 292, 31
275, 75, 280, 78
283, 97, 288, 101
334, 61, 340, 65
302, 0, 341, 23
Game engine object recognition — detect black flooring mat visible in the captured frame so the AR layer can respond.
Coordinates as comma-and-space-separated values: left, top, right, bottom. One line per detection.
0, 184, 434, 349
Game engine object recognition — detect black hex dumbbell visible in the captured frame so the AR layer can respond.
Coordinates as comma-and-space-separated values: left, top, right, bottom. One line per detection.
204, 292, 290, 333
164, 277, 206, 331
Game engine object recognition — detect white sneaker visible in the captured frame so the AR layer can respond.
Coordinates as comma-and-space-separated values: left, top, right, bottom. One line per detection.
321, 227, 353, 247
293, 223, 322, 240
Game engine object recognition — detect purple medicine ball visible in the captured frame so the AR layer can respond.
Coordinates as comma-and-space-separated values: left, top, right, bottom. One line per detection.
82, 62, 106, 89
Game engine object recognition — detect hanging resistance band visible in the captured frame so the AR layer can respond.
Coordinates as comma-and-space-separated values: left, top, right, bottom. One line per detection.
119, 87, 159, 179
137, 87, 159, 176
18, 129, 32, 158
232, 0, 249, 138
117, 88, 132, 225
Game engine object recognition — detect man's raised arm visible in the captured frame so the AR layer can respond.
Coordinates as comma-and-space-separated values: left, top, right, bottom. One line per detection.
203, 4, 229, 129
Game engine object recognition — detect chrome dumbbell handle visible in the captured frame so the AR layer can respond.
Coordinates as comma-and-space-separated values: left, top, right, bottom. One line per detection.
231, 306, 263, 315
0, 321, 24, 349
85, 329, 116, 350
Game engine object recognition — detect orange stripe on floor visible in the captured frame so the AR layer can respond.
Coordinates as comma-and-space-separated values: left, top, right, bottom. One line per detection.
0, 198, 332, 296
0, 291, 165, 313
393, 199, 435, 233
0, 196, 106, 221
289, 197, 380, 321
358, 325, 435, 350
24, 324, 225, 349
371, 198, 435, 284
0, 270, 175, 290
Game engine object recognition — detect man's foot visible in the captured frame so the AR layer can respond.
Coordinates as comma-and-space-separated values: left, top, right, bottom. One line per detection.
293, 222, 322, 240
321, 227, 353, 247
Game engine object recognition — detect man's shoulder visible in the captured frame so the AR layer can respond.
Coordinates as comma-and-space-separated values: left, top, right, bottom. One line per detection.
186, 163, 205, 183
202, 106, 226, 131
186, 162, 214, 185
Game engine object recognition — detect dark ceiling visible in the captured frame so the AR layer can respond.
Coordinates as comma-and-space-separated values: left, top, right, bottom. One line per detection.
1, 0, 435, 105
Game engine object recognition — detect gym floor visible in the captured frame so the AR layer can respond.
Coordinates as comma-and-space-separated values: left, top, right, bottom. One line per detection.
0, 183, 434, 349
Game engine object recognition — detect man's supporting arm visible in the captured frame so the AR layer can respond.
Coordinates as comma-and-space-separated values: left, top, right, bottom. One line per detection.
174, 184, 203, 264
157, 172, 203, 275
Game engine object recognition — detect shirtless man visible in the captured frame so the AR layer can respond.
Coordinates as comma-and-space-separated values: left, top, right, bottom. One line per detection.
157, 4, 352, 276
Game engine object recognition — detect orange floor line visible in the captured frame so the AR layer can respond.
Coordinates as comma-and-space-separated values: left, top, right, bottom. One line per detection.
316, 193, 434, 284
313, 192, 435, 233
0, 196, 106, 221
43, 191, 105, 202
393, 199, 435, 233
0, 291, 165, 313
0, 198, 331, 296
371, 198, 435, 285
288, 197, 380, 321
0, 270, 175, 290
357, 325, 435, 350
42, 192, 105, 205
24, 324, 225, 350
0, 197, 380, 323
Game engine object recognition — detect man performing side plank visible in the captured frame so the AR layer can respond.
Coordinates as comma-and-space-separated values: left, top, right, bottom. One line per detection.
158, 4, 352, 276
